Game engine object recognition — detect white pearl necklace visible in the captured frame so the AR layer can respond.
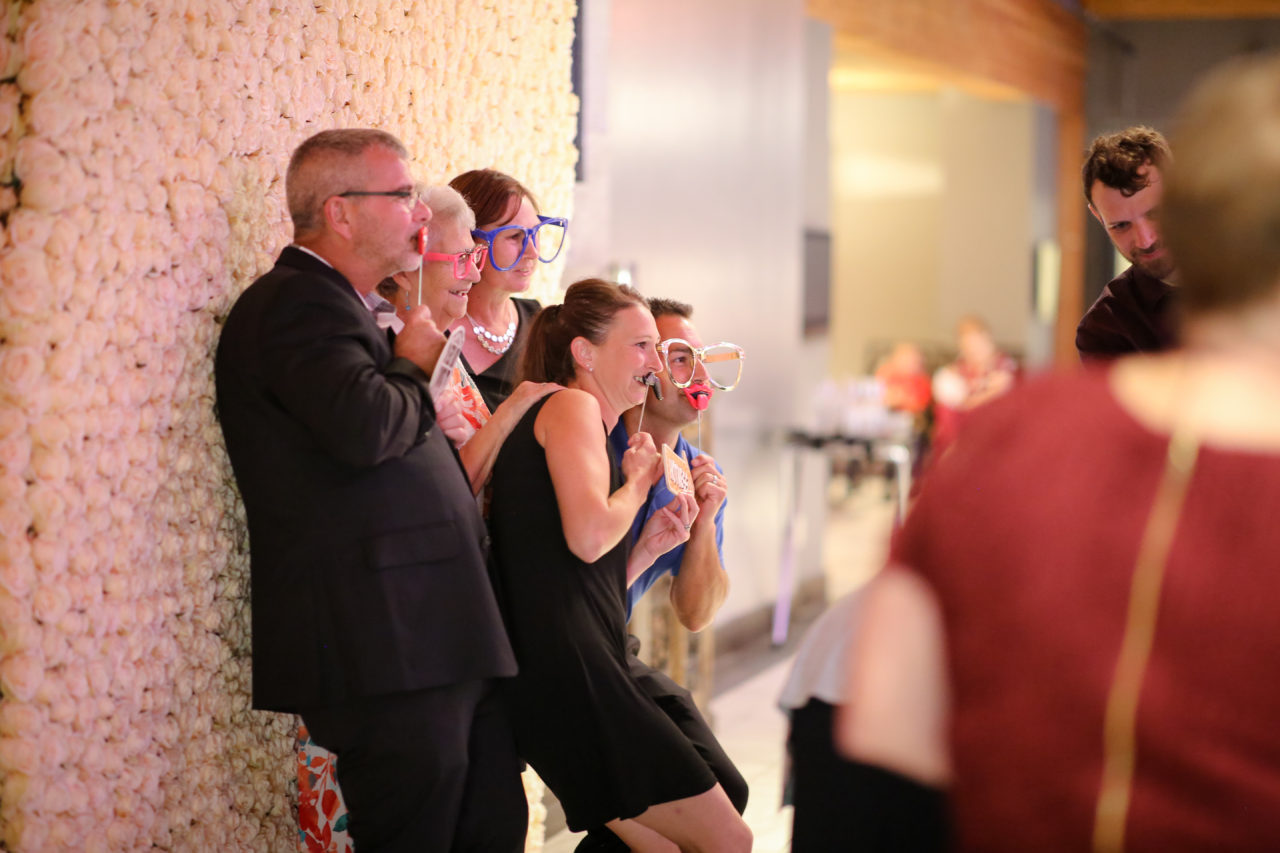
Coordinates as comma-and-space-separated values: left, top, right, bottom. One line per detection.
467, 312, 516, 355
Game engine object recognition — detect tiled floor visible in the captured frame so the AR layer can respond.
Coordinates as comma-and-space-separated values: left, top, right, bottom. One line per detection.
542, 475, 896, 852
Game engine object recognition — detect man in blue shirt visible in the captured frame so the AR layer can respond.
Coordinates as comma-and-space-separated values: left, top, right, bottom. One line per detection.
614, 298, 731, 627
579, 298, 746, 851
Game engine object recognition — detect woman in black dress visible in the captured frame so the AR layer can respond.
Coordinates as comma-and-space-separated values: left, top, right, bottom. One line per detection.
488, 280, 752, 852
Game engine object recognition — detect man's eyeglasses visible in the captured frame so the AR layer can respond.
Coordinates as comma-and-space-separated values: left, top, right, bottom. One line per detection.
657, 339, 746, 390
424, 246, 488, 278
471, 215, 569, 271
337, 189, 418, 210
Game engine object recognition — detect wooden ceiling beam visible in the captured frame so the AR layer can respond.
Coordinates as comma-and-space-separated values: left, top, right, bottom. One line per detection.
808, 0, 1086, 113
1083, 0, 1280, 19
807, 0, 1091, 366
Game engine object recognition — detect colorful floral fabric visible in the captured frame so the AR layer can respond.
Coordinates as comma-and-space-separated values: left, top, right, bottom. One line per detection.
295, 725, 353, 853
453, 363, 490, 445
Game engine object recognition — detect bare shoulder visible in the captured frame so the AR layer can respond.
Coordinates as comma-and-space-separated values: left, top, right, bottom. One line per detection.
1113, 352, 1280, 450
534, 388, 601, 445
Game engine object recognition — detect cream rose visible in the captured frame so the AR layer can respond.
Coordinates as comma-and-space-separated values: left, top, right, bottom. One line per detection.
7, 208, 55, 252
0, 437, 32, 484
13, 137, 73, 211
25, 87, 88, 139
26, 479, 68, 527
0, 246, 51, 318
31, 537, 69, 580
31, 581, 71, 626
0, 404, 24, 442
0, 652, 45, 703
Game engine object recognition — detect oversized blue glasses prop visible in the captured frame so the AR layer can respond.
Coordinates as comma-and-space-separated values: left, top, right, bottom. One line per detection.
471, 215, 569, 271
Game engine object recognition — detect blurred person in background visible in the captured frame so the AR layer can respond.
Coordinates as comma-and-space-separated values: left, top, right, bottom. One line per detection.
1077, 126, 1180, 362
839, 54, 1280, 852
778, 591, 946, 852
930, 316, 1016, 458
448, 169, 567, 410
874, 341, 931, 420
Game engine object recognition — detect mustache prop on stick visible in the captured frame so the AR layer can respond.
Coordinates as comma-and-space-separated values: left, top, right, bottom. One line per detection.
635, 372, 662, 432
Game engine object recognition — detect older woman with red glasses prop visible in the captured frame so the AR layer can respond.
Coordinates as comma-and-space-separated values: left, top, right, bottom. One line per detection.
379, 184, 560, 490
295, 186, 559, 851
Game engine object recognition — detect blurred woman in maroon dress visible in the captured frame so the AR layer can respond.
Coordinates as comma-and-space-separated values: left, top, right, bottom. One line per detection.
840, 55, 1280, 852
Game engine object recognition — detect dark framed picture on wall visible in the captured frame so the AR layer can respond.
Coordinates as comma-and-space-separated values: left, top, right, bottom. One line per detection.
571, 2, 585, 183
803, 228, 831, 337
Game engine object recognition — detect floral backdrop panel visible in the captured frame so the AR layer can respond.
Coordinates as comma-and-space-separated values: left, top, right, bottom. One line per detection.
0, 0, 578, 850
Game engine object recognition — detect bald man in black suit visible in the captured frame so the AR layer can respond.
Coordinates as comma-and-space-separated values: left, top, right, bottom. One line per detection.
215, 129, 525, 852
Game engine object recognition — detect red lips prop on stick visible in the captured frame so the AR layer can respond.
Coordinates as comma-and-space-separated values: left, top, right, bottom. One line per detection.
683, 382, 712, 412
683, 382, 713, 446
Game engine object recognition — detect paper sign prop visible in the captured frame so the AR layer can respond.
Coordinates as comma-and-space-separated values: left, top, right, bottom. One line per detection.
662, 444, 694, 496
430, 328, 466, 401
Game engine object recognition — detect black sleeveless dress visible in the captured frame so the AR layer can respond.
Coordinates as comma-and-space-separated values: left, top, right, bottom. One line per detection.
488, 393, 717, 830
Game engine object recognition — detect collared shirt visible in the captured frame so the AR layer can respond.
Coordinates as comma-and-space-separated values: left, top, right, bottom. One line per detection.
290, 244, 405, 333
366, 294, 405, 334
291, 243, 334, 269
1076, 264, 1179, 362
608, 421, 727, 620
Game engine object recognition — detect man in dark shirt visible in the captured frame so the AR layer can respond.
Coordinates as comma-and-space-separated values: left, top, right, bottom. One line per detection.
1076, 126, 1180, 361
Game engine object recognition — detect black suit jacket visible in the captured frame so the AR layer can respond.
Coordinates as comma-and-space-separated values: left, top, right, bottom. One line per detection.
214, 247, 516, 712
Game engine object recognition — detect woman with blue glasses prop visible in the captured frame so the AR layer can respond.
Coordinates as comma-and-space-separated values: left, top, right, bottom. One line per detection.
447, 169, 568, 412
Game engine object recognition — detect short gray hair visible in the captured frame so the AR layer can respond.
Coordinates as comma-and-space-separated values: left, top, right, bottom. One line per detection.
419, 184, 476, 249
286, 129, 410, 239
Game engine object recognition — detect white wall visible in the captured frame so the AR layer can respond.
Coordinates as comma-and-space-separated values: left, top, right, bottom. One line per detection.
937, 91, 1034, 351
830, 91, 944, 374
568, 0, 827, 624
829, 86, 1036, 373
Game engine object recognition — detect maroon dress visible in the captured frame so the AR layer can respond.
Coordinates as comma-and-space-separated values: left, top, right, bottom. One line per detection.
892, 367, 1280, 851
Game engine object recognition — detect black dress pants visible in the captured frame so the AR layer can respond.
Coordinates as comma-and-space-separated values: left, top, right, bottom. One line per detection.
789, 698, 947, 852
301, 679, 527, 853
576, 636, 749, 852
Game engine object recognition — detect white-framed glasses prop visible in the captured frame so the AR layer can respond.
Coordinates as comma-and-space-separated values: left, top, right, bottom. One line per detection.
657, 339, 745, 390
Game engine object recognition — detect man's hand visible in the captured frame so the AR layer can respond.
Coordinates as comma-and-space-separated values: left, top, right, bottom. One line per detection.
669, 453, 729, 632
636, 492, 698, 562
689, 453, 726, 526
394, 305, 447, 373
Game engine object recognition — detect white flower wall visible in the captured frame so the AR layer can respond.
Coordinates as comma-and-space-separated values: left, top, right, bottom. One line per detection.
0, 0, 578, 849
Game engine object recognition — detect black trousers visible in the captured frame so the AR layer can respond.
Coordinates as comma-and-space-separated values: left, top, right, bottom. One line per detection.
576, 635, 749, 852
301, 679, 527, 853
789, 698, 947, 852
